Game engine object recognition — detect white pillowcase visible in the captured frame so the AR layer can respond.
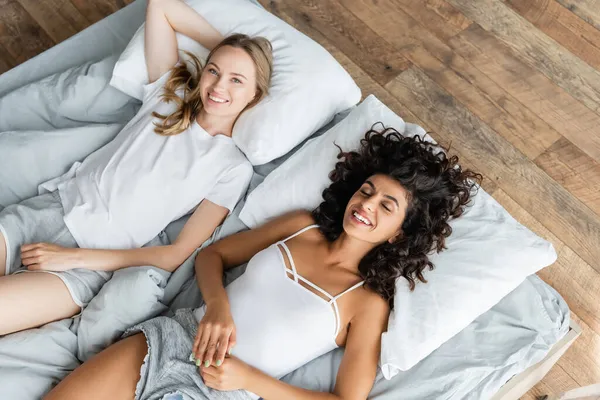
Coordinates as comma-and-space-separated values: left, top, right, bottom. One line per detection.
239, 95, 557, 376
110, 0, 361, 165
239, 95, 431, 227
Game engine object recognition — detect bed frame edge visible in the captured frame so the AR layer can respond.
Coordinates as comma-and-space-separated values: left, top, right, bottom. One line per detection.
490, 319, 582, 400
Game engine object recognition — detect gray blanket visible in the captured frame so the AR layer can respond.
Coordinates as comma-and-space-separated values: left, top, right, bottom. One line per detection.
0, 1, 570, 399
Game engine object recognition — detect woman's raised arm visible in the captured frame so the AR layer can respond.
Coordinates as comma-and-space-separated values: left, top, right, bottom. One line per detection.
145, 0, 224, 82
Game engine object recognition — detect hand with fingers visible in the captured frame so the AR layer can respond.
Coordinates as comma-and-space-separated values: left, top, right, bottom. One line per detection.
192, 300, 237, 369
21, 243, 79, 272
199, 355, 254, 391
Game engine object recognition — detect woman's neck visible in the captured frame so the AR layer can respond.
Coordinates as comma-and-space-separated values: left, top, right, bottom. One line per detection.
196, 109, 236, 137
326, 232, 377, 274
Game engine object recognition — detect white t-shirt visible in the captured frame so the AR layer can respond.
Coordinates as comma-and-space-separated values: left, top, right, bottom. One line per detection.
53, 70, 252, 249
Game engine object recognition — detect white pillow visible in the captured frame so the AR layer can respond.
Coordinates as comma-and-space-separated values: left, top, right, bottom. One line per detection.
239, 95, 557, 376
239, 95, 431, 227
110, 0, 361, 165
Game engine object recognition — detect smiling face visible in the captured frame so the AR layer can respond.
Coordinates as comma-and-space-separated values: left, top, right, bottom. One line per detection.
198, 45, 258, 119
343, 174, 410, 244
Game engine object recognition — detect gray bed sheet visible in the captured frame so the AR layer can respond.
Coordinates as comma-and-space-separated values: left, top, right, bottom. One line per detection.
0, 1, 570, 399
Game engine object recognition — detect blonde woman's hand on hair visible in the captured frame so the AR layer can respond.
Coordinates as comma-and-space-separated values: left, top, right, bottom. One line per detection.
145, 0, 223, 82
193, 300, 237, 368
21, 243, 80, 272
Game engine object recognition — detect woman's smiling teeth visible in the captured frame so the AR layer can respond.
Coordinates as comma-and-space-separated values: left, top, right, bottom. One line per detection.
208, 94, 228, 103
353, 211, 372, 226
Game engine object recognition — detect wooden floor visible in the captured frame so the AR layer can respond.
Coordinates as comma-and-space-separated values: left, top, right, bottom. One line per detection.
1, 0, 599, 398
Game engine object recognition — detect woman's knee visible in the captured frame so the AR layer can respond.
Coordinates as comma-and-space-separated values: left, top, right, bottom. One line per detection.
44, 334, 147, 400
122, 333, 149, 361
0, 273, 80, 335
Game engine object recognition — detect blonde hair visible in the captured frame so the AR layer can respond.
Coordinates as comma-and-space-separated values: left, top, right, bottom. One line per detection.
152, 34, 273, 136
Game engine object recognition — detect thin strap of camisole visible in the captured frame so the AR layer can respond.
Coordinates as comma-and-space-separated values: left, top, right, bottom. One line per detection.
281, 224, 320, 243
278, 224, 365, 337
329, 280, 364, 337
333, 280, 365, 301
279, 224, 319, 283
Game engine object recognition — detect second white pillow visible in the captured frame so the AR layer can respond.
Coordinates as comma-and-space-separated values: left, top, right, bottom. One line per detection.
239, 95, 429, 227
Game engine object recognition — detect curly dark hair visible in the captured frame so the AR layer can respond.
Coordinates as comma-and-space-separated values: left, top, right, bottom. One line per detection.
311, 126, 482, 309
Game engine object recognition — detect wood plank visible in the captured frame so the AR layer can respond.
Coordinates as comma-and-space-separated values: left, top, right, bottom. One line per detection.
340, 0, 430, 49
535, 138, 600, 217
68, 0, 110, 24
0, 42, 15, 75
448, 24, 600, 163
343, 0, 563, 160
17, 0, 89, 43
340, 0, 560, 159
555, 0, 600, 32
520, 364, 581, 399
0, 0, 55, 64
69, 0, 132, 24
88, 0, 130, 15
446, 0, 600, 115
261, 0, 498, 195
542, 248, 600, 337
505, 0, 600, 71
386, 67, 600, 274
387, 0, 471, 41
405, 45, 561, 159
268, 0, 410, 86
263, 0, 418, 124
557, 314, 600, 387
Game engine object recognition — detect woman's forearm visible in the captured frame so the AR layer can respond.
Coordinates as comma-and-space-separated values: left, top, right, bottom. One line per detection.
195, 250, 229, 306
152, 0, 223, 50
73, 245, 183, 272
245, 367, 341, 400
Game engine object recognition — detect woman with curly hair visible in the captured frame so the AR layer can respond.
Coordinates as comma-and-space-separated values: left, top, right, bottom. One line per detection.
46, 128, 481, 400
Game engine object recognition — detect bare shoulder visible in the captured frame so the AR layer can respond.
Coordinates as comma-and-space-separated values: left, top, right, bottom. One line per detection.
280, 210, 328, 245
205, 210, 317, 269
355, 288, 390, 322
279, 210, 316, 232
261, 209, 317, 239
344, 289, 390, 345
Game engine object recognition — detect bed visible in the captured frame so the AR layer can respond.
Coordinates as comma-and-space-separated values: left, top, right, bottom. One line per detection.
0, 1, 577, 399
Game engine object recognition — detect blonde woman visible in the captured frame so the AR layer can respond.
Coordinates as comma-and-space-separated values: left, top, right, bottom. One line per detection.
0, 0, 273, 335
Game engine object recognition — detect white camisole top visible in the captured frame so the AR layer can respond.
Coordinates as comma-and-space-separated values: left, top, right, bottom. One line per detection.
193, 225, 364, 390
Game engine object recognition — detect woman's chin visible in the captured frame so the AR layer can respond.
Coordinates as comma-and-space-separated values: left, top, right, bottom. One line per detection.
203, 104, 241, 119
342, 219, 362, 236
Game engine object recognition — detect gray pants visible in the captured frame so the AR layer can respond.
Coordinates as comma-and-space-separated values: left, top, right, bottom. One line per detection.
0, 191, 111, 307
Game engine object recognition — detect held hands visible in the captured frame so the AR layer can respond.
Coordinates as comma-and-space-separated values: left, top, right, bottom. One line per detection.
21, 243, 79, 272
